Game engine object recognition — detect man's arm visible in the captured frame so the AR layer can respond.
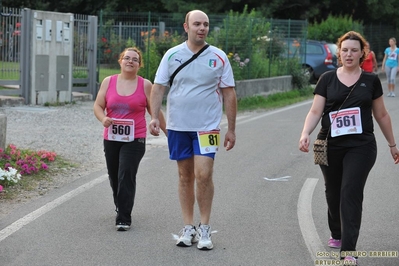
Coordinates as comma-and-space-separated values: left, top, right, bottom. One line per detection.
221, 87, 237, 151
148, 83, 166, 136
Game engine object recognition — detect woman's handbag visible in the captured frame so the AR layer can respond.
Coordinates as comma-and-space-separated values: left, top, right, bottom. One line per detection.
313, 138, 329, 166
312, 76, 361, 166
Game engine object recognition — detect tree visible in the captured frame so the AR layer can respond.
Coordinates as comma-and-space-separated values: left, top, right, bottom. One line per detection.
1, 0, 398, 30
365, 0, 399, 28
308, 14, 363, 43
160, 0, 226, 14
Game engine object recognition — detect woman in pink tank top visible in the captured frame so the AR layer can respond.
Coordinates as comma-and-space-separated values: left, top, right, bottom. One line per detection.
93, 47, 166, 231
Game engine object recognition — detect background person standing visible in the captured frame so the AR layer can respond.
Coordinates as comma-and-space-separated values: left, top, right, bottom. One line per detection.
149, 10, 237, 250
381, 37, 399, 97
361, 41, 378, 73
94, 47, 166, 231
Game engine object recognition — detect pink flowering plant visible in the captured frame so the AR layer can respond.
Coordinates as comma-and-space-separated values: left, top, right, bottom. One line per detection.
0, 144, 57, 192
228, 52, 250, 80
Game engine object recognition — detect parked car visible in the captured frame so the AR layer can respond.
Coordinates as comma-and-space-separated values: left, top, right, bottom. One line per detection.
281, 39, 339, 83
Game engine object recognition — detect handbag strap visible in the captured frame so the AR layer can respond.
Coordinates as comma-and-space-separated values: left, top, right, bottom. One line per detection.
169, 44, 210, 87
325, 73, 362, 139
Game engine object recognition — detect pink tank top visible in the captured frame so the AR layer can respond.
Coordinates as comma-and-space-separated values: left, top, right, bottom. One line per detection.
103, 74, 147, 140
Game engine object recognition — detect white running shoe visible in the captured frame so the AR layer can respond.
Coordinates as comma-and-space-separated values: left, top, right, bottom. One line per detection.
176, 225, 197, 247
116, 222, 130, 231
392, 92, 396, 97
196, 224, 214, 250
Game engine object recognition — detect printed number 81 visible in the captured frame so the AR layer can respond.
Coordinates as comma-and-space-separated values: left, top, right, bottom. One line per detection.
208, 134, 218, 145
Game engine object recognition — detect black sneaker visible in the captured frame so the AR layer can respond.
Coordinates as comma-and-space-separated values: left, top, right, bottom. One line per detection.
116, 222, 130, 231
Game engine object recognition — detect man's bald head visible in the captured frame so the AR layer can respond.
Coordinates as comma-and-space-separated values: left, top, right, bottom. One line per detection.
185, 10, 208, 25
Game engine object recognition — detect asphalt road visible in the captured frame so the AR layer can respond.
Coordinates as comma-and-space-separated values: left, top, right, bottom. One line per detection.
1, 80, 399, 266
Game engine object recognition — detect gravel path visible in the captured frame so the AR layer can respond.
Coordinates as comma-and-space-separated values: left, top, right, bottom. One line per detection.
0, 101, 166, 220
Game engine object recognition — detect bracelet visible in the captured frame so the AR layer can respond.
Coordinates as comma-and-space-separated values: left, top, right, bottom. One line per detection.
388, 143, 396, 148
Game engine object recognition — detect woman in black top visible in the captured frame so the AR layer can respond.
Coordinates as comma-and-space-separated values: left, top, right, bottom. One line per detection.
299, 31, 399, 265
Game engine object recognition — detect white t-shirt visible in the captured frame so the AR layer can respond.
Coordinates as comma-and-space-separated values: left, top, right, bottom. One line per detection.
154, 42, 235, 131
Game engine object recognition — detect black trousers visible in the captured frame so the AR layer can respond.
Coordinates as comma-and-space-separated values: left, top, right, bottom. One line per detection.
104, 138, 145, 225
319, 140, 376, 254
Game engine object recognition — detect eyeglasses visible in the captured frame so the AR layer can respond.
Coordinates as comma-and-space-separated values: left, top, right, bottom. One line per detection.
122, 57, 140, 63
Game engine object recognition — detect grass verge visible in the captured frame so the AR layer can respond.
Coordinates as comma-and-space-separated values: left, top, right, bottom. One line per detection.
237, 86, 314, 112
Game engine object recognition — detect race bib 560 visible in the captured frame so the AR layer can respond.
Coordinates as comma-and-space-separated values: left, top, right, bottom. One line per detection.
107, 118, 135, 142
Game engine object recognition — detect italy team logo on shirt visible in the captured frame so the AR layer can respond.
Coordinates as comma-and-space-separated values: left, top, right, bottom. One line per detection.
209, 59, 217, 68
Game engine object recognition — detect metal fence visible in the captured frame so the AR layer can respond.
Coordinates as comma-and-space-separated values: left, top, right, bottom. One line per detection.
72, 13, 97, 95
1, 8, 399, 102
0, 7, 22, 91
97, 12, 399, 82
97, 11, 309, 82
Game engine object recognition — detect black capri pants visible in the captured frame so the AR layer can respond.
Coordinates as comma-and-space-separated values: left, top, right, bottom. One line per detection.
319, 139, 377, 254
104, 138, 146, 226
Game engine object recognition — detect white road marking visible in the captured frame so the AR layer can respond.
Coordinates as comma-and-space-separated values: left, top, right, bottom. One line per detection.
263, 176, 291, 181
0, 174, 108, 243
297, 178, 325, 262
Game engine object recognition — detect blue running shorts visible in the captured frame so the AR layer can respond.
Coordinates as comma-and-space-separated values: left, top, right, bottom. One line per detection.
167, 130, 216, 160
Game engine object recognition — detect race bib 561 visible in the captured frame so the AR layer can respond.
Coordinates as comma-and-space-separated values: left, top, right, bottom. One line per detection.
329, 107, 362, 137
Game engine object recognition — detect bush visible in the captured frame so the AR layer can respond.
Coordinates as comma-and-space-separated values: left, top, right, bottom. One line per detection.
308, 14, 363, 43
287, 58, 310, 89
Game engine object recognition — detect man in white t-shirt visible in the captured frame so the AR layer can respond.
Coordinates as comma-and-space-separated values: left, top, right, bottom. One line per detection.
149, 10, 237, 250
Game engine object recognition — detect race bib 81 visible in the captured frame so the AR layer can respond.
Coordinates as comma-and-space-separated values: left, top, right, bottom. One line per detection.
197, 130, 220, 154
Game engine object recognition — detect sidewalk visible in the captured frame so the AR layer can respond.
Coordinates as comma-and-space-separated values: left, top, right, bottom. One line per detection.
0, 92, 92, 107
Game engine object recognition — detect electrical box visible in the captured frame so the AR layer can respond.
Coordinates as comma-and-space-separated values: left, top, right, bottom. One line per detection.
30, 11, 74, 104
56, 56, 70, 91
35, 55, 50, 91
36, 19, 43, 40
45, 20, 52, 41
63, 22, 70, 42
56, 21, 62, 42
